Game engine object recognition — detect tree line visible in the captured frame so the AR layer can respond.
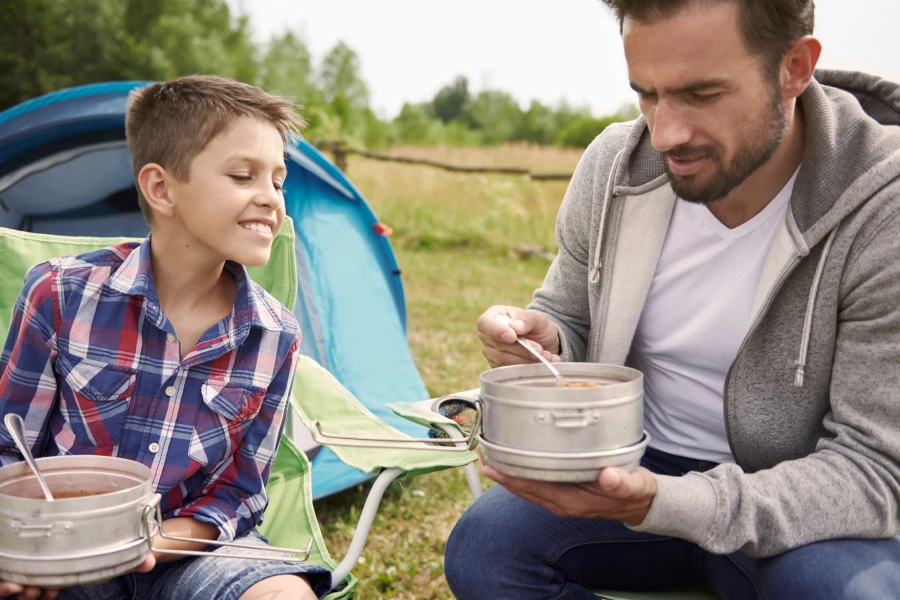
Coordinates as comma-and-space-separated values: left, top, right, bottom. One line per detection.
1, 0, 638, 148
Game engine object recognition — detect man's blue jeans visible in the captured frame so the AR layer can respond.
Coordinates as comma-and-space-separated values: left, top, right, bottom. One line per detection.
444, 447, 900, 600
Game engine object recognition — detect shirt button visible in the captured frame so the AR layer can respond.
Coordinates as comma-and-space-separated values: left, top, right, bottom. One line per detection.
148, 442, 160, 453
166, 333, 176, 343
165, 386, 176, 397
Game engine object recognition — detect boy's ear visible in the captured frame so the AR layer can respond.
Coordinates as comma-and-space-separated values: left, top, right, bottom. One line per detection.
138, 163, 176, 218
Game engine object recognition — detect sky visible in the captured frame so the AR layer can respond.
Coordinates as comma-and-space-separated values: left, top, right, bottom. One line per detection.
237, 0, 900, 119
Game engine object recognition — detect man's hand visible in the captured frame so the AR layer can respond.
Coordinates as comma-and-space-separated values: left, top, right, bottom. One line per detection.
481, 459, 657, 525
477, 305, 561, 368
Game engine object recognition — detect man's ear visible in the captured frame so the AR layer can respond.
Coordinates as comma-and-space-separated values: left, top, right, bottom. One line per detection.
138, 163, 176, 219
780, 35, 822, 101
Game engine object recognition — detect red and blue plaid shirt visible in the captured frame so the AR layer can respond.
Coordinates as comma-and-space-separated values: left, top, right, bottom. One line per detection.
0, 238, 301, 541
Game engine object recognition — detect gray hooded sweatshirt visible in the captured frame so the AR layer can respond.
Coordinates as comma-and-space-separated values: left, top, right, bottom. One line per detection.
529, 70, 900, 557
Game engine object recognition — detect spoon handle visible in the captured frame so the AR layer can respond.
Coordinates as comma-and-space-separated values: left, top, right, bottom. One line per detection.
4, 413, 54, 501
495, 315, 566, 385
515, 339, 566, 385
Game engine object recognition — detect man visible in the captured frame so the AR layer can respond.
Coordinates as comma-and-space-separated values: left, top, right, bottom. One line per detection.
444, 1, 900, 598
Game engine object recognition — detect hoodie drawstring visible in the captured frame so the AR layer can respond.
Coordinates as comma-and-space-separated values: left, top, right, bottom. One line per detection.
794, 227, 839, 387
590, 150, 625, 285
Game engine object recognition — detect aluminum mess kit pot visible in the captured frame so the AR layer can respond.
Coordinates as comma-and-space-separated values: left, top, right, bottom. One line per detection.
462, 363, 649, 481
310, 362, 650, 483
0, 455, 311, 587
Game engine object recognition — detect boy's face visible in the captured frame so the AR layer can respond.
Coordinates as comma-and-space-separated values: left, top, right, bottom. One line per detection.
169, 118, 287, 267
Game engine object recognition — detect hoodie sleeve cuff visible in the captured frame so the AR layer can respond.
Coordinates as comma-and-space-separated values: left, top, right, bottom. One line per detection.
557, 328, 572, 361
627, 473, 718, 545
550, 320, 582, 362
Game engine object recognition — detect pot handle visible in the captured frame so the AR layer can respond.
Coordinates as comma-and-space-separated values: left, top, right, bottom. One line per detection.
309, 397, 482, 451
538, 409, 599, 428
140, 494, 312, 562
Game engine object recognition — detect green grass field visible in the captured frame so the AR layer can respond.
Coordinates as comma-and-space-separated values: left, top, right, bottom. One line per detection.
312, 143, 583, 599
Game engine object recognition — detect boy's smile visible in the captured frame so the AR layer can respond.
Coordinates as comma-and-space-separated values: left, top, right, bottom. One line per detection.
167, 118, 288, 268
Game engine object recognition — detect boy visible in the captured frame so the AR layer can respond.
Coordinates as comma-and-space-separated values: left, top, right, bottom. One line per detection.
0, 75, 330, 599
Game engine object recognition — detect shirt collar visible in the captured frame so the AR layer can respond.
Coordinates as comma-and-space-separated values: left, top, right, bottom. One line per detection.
106, 236, 283, 334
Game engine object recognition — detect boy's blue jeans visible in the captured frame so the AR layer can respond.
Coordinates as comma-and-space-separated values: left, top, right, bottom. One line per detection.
445, 447, 900, 600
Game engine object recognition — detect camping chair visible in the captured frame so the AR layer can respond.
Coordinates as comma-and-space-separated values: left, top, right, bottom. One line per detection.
0, 220, 482, 599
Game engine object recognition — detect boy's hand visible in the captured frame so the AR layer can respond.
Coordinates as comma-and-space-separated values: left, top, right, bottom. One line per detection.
0, 553, 155, 598
131, 554, 156, 574
0, 580, 59, 599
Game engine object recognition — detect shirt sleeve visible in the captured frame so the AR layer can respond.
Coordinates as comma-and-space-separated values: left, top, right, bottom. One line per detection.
0, 262, 60, 466
173, 336, 301, 541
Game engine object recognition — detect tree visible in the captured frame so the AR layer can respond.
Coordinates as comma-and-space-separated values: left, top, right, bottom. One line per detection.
514, 100, 557, 145
556, 115, 621, 148
431, 75, 470, 123
0, 0, 260, 111
319, 41, 369, 110
462, 90, 523, 145
393, 102, 441, 145
316, 41, 371, 141
260, 32, 316, 102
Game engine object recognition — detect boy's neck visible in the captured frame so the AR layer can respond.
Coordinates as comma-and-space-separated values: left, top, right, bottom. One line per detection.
148, 231, 235, 315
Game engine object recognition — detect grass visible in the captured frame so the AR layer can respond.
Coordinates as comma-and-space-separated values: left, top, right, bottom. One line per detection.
312, 143, 583, 599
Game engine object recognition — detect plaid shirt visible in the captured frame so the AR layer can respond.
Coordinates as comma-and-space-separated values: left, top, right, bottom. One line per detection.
0, 238, 301, 541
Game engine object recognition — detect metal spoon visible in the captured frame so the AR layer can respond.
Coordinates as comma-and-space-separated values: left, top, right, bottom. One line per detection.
4, 413, 54, 501
495, 315, 567, 386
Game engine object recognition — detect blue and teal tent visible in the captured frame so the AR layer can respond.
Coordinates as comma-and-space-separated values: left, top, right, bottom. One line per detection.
0, 82, 430, 499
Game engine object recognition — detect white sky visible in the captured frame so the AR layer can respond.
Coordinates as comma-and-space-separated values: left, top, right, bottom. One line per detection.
238, 0, 900, 119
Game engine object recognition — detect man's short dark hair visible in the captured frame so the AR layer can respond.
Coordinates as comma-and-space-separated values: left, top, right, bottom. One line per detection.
601, 0, 815, 73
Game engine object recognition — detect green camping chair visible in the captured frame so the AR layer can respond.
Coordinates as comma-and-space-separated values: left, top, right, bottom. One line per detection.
0, 222, 717, 599
0, 220, 482, 599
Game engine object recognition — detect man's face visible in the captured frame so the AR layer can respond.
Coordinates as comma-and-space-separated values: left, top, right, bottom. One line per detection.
623, 1, 788, 204
170, 118, 287, 267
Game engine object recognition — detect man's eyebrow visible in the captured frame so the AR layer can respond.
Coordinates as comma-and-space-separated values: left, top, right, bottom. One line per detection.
630, 79, 728, 96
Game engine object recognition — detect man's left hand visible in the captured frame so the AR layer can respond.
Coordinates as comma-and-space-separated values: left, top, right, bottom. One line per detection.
481, 461, 657, 525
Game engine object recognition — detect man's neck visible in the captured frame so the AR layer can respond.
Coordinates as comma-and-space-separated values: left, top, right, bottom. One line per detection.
707, 104, 806, 229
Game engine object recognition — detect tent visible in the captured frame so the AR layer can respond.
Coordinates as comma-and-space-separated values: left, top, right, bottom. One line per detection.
0, 82, 431, 499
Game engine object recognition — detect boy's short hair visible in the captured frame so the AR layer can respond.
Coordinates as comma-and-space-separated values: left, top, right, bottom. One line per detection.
125, 75, 306, 222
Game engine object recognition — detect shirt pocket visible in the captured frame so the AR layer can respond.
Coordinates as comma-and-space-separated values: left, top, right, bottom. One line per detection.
188, 379, 267, 468
56, 353, 136, 448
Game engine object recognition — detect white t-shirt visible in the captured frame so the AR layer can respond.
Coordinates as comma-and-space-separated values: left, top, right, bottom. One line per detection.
631, 172, 798, 463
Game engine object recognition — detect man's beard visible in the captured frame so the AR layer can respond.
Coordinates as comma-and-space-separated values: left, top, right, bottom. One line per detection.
665, 86, 789, 205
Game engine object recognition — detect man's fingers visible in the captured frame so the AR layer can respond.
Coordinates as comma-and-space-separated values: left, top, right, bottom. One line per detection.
476, 307, 519, 344
482, 346, 541, 368
598, 467, 628, 495
23, 587, 41, 600
0, 582, 23, 596
598, 467, 655, 500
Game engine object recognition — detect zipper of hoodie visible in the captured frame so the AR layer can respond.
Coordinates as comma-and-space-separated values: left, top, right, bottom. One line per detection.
722, 254, 803, 461
588, 197, 623, 362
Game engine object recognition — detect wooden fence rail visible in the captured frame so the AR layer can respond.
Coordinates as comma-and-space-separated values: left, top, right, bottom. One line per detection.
318, 140, 573, 181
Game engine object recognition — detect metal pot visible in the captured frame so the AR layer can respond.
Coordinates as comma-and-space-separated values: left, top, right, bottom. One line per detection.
0, 455, 312, 587
0, 456, 157, 586
478, 432, 650, 482
477, 362, 644, 453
